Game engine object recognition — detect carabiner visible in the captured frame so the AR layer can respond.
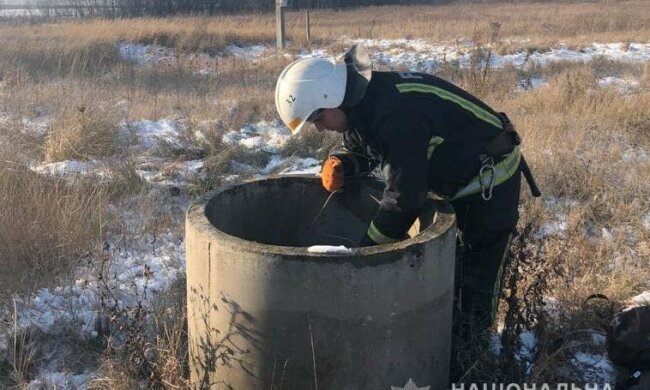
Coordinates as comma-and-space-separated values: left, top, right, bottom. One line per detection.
479, 156, 495, 201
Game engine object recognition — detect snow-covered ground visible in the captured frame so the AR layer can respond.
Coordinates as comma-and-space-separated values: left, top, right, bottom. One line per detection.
0, 8, 42, 18
117, 39, 650, 95
29, 118, 320, 186
352, 38, 650, 73
222, 120, 291, 153
117, 41, 272, 71
598, 76, 641, 93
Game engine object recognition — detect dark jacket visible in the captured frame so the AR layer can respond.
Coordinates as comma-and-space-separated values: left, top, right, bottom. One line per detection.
332, 71, 512, 244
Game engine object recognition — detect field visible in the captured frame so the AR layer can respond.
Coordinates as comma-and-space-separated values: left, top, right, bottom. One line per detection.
0, 1, 649, 388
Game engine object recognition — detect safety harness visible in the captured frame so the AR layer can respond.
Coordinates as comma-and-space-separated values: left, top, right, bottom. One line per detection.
450, 112, 541, 201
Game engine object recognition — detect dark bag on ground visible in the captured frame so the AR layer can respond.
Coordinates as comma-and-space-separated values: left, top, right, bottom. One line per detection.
606, 305, 650, 369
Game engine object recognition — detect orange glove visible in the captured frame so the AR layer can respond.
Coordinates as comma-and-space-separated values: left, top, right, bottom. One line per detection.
321, 156, 344, 192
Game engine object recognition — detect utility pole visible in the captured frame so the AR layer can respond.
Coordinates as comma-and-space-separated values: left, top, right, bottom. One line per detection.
276, 0, 287, 50
306, 10, 311, 44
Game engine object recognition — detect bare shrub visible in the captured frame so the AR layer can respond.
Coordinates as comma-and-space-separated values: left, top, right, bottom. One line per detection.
88, 263, 189, 389
105, 159, 146, 198
44, 107, 121, 162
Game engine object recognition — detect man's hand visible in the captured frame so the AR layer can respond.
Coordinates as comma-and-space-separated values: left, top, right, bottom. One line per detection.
321, 156, 344, 192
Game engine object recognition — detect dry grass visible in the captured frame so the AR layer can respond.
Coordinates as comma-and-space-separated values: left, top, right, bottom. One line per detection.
2, 1, 649, 55
0, 157, 109, 299
294, 1, 650, 48
44, 107, 121, 162
0, 1, 649, 387
87, 279, 189, 389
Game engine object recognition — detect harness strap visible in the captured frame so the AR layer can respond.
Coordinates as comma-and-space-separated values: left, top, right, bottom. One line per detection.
450, 146, 521, 201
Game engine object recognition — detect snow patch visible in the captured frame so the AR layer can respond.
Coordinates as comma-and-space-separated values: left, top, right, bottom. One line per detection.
22, 115, 52, 137
517, 77, 548, 91
535, 197, 579, 239
622, 146, 648, 163
31, 160, 112, 178
598, 76, 640, 93
537, 218, 569, 239
118, 42, 175, 65
261, 155, 320, 176
601, 227, 613, 241
571, 352, 615, 385
354, 38, 650, 73
118, 41, 271, 73
0, 8, 43, 18
490, 334, 503, 356
297, 48, 332, 59
544, 296, 561, 320
28, 371, 91, 390
222, 121, 291, 153
226, 43, 269, 60
135, 158, 204, 186
8, 229, 184, 342
517, 330, 537, 370
127, 119, 184, 149
308, 245, 354, 254
644, 213, 650, 231
0, 112, 10, 125
591, 333, 607, 346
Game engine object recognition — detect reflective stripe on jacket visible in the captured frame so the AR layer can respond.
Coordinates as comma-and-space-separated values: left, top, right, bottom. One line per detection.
334, 71, 517, 245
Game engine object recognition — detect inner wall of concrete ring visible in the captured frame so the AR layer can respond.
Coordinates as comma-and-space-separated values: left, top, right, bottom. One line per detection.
185, 176, 457, 390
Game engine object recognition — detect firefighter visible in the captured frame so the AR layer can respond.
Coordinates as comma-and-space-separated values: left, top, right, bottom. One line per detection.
274, 45, 540, 334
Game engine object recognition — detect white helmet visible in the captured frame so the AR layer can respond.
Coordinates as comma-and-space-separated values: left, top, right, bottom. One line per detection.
275, 57, 347, 134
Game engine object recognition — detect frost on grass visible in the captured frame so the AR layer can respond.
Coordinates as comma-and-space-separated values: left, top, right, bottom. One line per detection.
127, 119, 185, 150
622, 146, 649, 163
597, 77, 641, 94
535, 197, 581, 239
21, 114, 52, 137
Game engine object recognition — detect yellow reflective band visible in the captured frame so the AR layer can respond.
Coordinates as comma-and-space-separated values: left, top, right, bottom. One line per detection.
367, 221, 401, 245
427, 136, 444, 160
450, 146, 521, 201
396, 83, 503, 129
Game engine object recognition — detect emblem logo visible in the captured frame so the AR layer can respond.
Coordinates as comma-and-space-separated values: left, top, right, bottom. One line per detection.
391, 378, 430, 390
286, 95, 296, 106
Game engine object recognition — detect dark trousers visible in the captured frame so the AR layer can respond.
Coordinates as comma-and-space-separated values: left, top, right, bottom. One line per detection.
450, 166, 522, 331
